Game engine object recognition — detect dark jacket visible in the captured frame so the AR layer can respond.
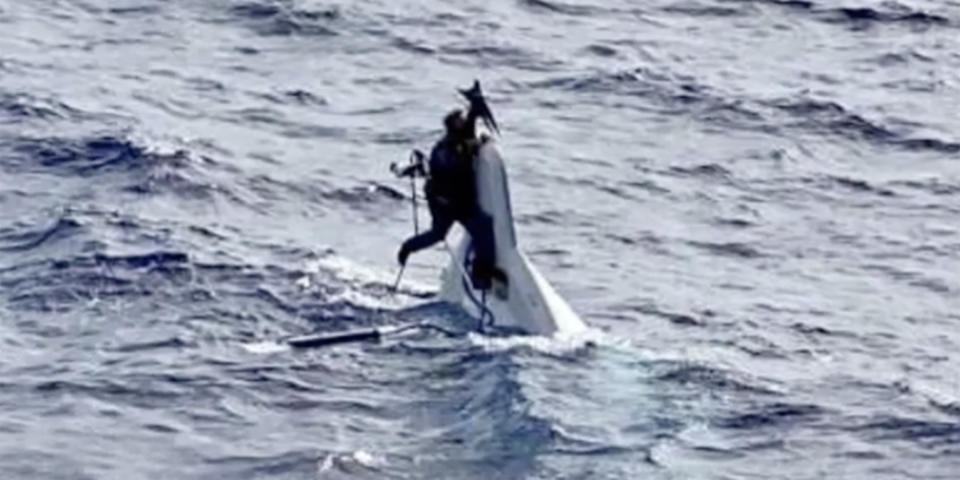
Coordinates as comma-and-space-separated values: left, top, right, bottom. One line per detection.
424, 136, 477, 216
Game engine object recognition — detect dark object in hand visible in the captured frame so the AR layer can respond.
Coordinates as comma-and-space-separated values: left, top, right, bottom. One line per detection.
459, 80, 499, 135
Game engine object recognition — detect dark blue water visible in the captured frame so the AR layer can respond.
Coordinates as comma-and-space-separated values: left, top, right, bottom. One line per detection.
2, 0, 960, 478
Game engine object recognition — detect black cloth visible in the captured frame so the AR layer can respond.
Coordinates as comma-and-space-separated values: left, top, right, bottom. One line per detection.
424, 137, 476, 213
399, 138, 496, 289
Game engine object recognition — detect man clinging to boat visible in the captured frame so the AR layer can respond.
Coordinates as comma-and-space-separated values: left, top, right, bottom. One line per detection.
393, 81, 502, 290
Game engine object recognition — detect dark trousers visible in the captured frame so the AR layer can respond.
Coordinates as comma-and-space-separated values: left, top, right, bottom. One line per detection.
401, 196, 496, 289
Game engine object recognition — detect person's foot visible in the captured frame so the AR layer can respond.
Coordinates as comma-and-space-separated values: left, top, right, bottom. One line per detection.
470, 263, 492, 290
474, 277, 491, 291
491, 267, 508, 285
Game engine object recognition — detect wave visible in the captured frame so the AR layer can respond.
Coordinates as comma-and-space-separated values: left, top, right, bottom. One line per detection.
529, 69, 956, 155
713, 217, 756, 228
896, 137, 960, 153
243, 174, 404, 213
324, 183, 406, 204
623, 179, 671, 195
3, 245, 438, 341
529, 69, 693, 101
748, 0, 951, 29
1, 133, 241, 203
661, 3, 751, 17
250, 89, 327, 107
527, 68, 764, 128
563, 176, 642, 201
865, 49, 936, 66
668, 163, 733, 178
517, 0, 657, 19
769, 98, 960, 153
852, 415, 960, 449
889, 178, 960, 196
390, 36, 437, 55
518, 0, 600, 16
32, 377, 194, 408
68, 2, 162, 17
6, 134, 164, 174
790, 321, 855, 338
0, 215, 84, 253
106, 5, 163, 16
583, 43, 619, 57
107, 336, 194, 353
823, 175, 897, 197
0, 93, 83, 124
714, 402, 825, 430
204, 451, 322, 479
398, 350, 554, 477
91, 251, 190, 269
515, 211, 563, 226
652, 362, 781, 395
438, 43, 564, 72
220, 107, 346, 139
228, 1, 339, 37
2, 250, 197, 313
822, 6, 949, 28
686, 240, 764, 259
623, 303, 705, 326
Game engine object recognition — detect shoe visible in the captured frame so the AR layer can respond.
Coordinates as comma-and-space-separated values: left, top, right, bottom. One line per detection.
470, 263, 492, 290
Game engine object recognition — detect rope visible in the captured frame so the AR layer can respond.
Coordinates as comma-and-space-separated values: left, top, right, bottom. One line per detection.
444, 240, 495, 332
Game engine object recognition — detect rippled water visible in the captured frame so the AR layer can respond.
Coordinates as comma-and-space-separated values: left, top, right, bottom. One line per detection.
2, 0, 959, 478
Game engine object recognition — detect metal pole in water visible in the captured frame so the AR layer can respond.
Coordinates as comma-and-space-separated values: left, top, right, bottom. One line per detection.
391, 264, 405, 292
392, 162, 419, 294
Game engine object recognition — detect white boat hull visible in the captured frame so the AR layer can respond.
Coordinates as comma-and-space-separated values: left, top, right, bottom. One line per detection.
439, 140, 587, 337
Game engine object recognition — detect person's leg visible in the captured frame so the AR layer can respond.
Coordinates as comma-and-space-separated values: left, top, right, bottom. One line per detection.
458, 208, 496, 290
399, 199, 453, 263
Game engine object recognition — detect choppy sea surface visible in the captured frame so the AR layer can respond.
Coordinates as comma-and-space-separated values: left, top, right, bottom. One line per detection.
2, 0, 959, 478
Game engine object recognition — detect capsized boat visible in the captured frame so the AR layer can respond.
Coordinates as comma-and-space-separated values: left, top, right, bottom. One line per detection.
439, 139, 587, 337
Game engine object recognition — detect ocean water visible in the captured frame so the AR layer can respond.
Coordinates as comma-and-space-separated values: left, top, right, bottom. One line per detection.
1, 0, 959, 478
